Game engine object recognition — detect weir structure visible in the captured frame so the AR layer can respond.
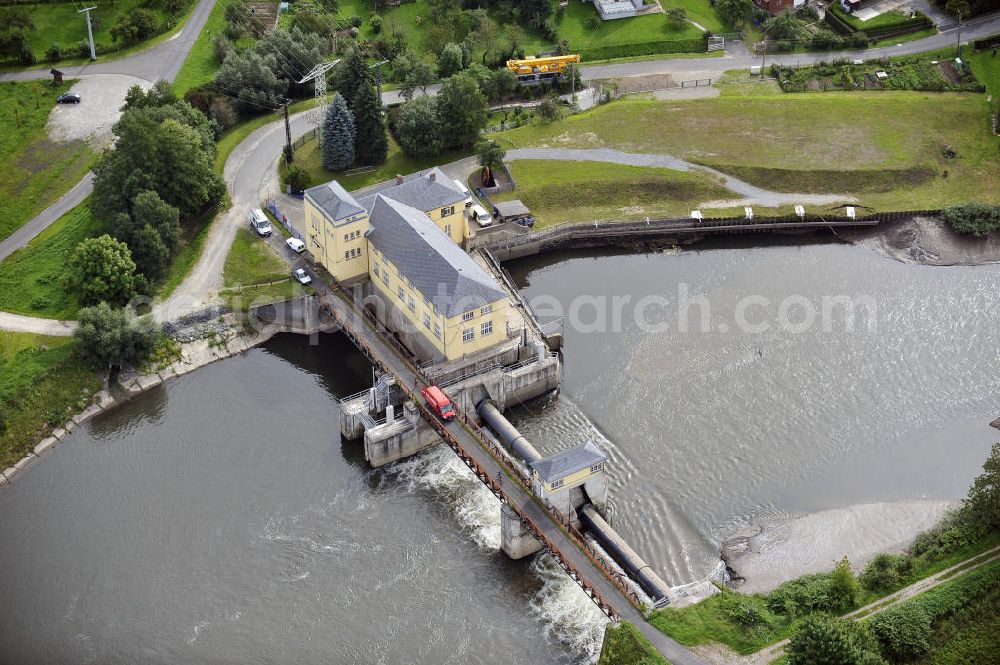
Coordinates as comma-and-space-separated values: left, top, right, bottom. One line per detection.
312, 275, 707, 665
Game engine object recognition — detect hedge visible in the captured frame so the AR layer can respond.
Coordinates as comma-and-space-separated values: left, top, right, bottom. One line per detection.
973, 35, 1000, 50
898, 560, 1000, 621
576, 36, 708, 61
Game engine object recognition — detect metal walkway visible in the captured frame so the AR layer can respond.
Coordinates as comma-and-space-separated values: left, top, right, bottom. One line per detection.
315, 282, 708, 665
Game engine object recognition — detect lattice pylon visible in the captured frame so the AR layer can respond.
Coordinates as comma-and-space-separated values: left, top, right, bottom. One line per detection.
298, 60, 340, 147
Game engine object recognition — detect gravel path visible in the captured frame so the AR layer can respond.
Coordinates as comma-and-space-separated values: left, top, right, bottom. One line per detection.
0, 312, 77, 336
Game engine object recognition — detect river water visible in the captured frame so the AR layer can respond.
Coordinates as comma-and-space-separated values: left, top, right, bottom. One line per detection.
1, 241, 998, 664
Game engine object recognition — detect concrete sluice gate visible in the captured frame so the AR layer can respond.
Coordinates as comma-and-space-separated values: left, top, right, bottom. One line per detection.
475, 399, 674, 607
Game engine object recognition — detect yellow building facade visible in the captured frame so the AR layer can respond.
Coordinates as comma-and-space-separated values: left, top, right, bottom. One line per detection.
303, 172, 508, 362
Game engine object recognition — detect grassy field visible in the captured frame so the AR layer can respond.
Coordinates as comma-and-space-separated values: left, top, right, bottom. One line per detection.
598, 621, 668, 665
915, 567, 1000, 664
495, 159, 735, 227
0, 79, 96, 242
494, 92, 1000, 210
968, 49, 1000, 97
0, 201, 108, 319
660, 0, 730, 33
554, 1, 707, 55
172, 0, 229, 94
0, 331, 101, 468
16, 0, 184, 64
293, 133, 471, 192
220, 227, 304, 309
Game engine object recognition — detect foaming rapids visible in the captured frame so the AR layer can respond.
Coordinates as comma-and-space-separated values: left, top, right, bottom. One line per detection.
529, 554, 610, 663
384, 444, 612, 663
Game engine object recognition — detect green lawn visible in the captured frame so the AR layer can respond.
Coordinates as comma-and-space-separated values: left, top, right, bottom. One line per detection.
495, 159, 735, 227
17, 0, 188, 65
221, 227, 304, 309
0, 201, 108, 319
493, 92, 1000, 210
293, 132, 472, 192
0, 79, 96, 242
660, 0, 731, 33
554, 1, 708, 58
967, 49, 1000, 98
0, 331, 101, 468
830, 4, 924, 31
598, 621, 669, 665
173, 0, 230, 94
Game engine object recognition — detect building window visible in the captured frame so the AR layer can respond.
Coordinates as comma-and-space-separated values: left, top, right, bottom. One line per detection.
480, 321, 493, 336
480, 305, 492, 315
373, 264, 380, 277
344, 251, 350, 260
462, 311, 474, 322
344, 233, 349, 242
398, 286, 405, 300
444, 224, 451, 236
463, 328, 474, 343
441, 205, 454, 217
408, 296, 415, 311
433, 323, 441, 339
591, 463, 603, 473
551, 479, 564, 490
382, 272, 389, 286
423, 314, 431, 328
423, 295, 430, 305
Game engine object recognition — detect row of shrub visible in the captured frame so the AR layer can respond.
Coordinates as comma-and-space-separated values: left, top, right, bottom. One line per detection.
772, 58, 984, 93
576, 36, 709, 61
942, 202, 1000, 237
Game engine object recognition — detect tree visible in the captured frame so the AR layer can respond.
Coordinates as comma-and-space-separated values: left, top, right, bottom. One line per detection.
120, 221, 170, 282
941, 202, 1000, 237
859, 553, 913, 593
333, 46, 370, 107
121, 80, 177, 112
65, 235, 138, 307
828, 557, 861, 611
666, 7, 687, 26
716, 0, 755, 26
214, 50, 288, 115
520, 0, 552, 27
322, 92, 356, 171
110, 9, 159, 45
537, 95, 562, 122
92, 116, 224, 218
435, 72, 487, 149
764, 11, 803, 40
438, 42, 464, 78
395, 94, 443, 158
476, 139, 506, 171
256, 27, 324, 96
351, 81, 388, 166
870, 604, 932, 661
786, 616, 884, 665
945, 0, 971, 16
113, 189, 182, 281
401, 59, 435, 101
487, 68, 518, 102
967, 442, 1000, 529
74, 303, 157, 370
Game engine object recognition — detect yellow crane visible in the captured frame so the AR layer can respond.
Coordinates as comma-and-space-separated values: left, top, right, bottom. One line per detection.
505, 54, 581, 83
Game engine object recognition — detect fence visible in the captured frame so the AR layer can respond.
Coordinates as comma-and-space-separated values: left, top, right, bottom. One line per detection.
264, 198, 303, 241
617, 77, 714, 96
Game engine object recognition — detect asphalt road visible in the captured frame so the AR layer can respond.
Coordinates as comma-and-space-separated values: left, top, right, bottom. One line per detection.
0, 0, 219, 84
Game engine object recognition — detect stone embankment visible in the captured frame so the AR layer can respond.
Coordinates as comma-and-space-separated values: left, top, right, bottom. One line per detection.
0, 314, 277, 489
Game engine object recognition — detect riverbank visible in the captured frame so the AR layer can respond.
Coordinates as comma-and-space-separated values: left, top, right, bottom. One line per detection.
0, 317, 277, 489
847, 215, 1000, 266
721, 500, 958, 594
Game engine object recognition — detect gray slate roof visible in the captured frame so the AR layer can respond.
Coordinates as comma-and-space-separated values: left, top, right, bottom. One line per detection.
305, 180, 365, 224
531, 441, 607, 484
365, 195, 507, 318
359, 168, 466, 213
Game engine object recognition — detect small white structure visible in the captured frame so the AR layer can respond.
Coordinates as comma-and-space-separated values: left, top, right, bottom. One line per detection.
592, 0, 643, 20
794, 204, 805, 218
691, 210, 703, 220
744, 206, 754, 220
750, 65, 762, 76
846, 206, 856, 219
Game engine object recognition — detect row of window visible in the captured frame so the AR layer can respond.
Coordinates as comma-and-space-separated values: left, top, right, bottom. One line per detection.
343, 229, 361, 242
462, 321, 493, 343
344, 248, 362, 260
441, 205, 455, 217
461, 304, 493, 322
547, 463, 604, 491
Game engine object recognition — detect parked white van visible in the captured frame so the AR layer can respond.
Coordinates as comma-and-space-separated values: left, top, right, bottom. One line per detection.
453, 178, 473, 208
469, 204, 492, 227
249, 208, 272, 237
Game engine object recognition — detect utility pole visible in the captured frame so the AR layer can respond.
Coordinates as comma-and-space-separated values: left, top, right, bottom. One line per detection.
760, 37, 768, 73
956, 10, 963, 56
281, 100, 293, 165
369, 60, 388, 101
78, 6, 97, 61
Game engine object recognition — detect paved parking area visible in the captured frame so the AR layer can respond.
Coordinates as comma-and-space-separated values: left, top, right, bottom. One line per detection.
46, 74, 151, 147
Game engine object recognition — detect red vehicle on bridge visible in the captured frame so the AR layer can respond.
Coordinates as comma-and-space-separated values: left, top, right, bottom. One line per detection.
421, 385, 456, 421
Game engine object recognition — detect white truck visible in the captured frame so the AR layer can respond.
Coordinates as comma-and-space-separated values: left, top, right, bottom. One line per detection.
249, 208, 272, 237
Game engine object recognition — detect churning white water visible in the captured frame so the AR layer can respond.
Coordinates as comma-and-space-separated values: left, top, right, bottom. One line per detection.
383, 444, 611, 663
